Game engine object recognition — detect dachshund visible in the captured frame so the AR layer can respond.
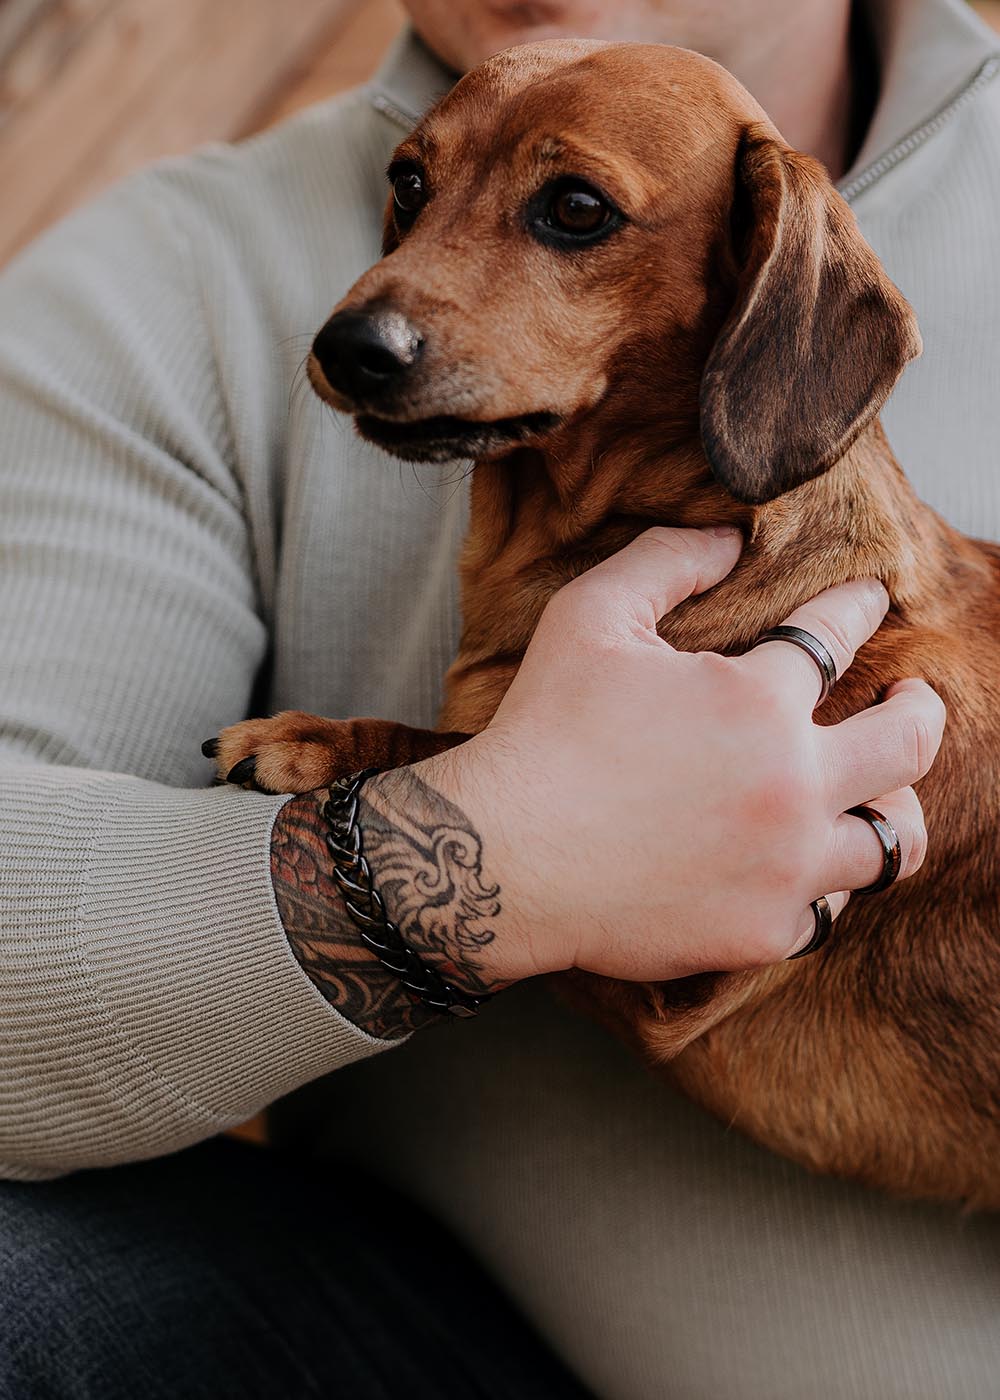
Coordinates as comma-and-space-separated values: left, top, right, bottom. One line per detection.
213, 41, 1000, 1207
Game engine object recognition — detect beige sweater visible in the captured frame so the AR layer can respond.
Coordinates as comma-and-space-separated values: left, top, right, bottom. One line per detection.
3, 2, 1000, 1395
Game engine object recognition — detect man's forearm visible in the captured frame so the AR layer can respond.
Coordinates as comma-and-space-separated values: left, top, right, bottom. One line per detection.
271, 764, 512, 1040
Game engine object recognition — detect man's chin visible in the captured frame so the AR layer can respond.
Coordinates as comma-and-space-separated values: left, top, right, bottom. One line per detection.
354, 410, 561, 463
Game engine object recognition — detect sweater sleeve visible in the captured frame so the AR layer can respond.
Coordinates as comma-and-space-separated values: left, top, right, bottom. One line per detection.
0, 173, 392, 1180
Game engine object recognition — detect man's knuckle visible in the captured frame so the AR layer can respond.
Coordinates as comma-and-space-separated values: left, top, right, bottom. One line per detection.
644, 532, 699, 581
777, 835, 814, 891
816, 611, 855, 670
910, 715, 935, 777
932, 688, 948, 730
642, 526, 686, 556
546, 577, 590, 621
732, 659, 787, 715
739, 918, 793, 968
699, 650, 737, 689
760, 668, 801, 717
755, 760, 813, 821
908, 819, 929, 874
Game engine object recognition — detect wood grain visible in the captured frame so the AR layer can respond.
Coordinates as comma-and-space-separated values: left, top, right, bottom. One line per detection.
0, 0, 403, 264
248, 0, 404, 132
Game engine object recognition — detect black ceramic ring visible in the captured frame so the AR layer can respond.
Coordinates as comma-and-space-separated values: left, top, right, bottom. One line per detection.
848, 804, 903, 895
787, 894, 833, 960
754, 625, 838, 708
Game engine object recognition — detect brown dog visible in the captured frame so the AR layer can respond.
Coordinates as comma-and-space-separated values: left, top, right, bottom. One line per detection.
215, 41, 1000, 1207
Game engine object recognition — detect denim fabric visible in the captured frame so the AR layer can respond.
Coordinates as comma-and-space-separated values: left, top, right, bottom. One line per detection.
0, 1138, 592, 1400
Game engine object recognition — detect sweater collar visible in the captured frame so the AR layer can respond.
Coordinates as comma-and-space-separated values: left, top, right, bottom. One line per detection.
367, 28, 455, 131
368, 0, 1000, 173
846, 0, 1000, 182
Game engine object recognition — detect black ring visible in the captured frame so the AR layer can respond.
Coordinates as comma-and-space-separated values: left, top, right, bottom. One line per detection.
787, 895, 833, 959
848, 804, 903, 895
754, 625, 838, 708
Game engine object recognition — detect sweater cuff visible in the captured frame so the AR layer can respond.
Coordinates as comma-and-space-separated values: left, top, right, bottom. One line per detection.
0, 766, 392, 1178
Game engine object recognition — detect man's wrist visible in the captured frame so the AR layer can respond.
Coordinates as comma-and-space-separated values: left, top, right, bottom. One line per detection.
270, 745, 541, 1040
360, 754, 535, 992
271, 791, 435, 1039
400, 740, 558, 984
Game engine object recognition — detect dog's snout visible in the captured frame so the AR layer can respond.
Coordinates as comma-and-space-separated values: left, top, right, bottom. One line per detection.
312, 309, 423, 401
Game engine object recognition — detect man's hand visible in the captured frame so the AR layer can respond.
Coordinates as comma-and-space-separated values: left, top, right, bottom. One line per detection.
274, 526, 945, 1038
418, 526, 944, 981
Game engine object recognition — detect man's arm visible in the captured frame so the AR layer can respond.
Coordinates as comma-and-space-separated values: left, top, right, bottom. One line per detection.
0, 173, 400, 1179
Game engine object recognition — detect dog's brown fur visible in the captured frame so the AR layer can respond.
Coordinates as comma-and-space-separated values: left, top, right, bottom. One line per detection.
216, 43, 1000, 1207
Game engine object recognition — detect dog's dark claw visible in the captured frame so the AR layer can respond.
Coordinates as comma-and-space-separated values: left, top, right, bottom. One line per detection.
226, 756, 258, 785
201, 737, 219, 758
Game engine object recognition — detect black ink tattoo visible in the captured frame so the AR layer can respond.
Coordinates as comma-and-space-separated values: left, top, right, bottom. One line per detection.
361, 767, 503, 999
270, 766, 505, 1040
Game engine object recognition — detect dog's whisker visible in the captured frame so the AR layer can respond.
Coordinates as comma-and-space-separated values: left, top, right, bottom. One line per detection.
278, 332, 317, 350
443, 472, 472, 507
317, 399, 342, 447
287, 353, 314, 421
406, 460, 453, 512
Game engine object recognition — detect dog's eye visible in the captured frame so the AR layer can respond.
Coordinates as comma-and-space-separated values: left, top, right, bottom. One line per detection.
392, 169, 426, 217
549, 186, 611, 235
527, 178, 622, 248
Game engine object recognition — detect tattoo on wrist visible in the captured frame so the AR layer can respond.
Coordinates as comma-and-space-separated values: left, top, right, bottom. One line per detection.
361, 767, 503, 998
271, 765, 505, 1040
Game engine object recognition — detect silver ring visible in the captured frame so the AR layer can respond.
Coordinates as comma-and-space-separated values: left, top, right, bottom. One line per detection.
848, 804, 902, 894
787, 895, 833, 959
754, 625, 838, 708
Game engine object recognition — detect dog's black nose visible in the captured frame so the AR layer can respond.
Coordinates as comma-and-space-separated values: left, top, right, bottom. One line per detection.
312, 310, 423, 400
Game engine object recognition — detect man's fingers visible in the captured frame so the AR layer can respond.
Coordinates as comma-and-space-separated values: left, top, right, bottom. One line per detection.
744, 579, 889, 707
825, 787, 927, 894
780, 782, 928, 960
826, 678, 946, 809
786, 890, 851, 957
556, 526, 742, 633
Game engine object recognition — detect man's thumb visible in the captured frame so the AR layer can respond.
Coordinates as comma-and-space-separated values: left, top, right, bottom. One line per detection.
572, 526, 743, 630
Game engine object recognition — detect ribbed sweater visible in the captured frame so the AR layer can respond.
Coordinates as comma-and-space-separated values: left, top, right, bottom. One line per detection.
3, 3, 1000, 1396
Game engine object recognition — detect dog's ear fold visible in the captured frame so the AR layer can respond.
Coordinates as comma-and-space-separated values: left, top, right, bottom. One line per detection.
700, 125, 921, 505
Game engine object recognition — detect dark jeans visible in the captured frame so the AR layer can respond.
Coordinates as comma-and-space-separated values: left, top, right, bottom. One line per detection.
0, 1137, 592, 1400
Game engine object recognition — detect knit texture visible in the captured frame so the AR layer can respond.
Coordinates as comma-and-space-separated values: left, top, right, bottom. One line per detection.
0, 76, 465, 1177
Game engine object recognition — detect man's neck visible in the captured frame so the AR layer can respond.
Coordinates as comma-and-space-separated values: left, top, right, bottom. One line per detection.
704, 1, 860, 178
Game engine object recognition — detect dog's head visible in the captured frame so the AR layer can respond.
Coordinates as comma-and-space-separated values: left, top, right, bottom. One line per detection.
309, 41, 920, 505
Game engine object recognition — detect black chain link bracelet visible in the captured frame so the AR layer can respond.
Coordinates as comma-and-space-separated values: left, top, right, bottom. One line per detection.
320, 769, 492, 1019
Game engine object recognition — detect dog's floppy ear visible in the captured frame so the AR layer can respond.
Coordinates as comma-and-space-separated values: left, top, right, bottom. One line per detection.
700, 125, 921, 504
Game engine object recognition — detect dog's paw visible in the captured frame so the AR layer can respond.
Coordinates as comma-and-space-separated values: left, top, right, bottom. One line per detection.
202, 711, 353, 794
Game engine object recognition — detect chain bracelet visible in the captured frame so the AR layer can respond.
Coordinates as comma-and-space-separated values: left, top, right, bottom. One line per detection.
320, 768, 492, 1019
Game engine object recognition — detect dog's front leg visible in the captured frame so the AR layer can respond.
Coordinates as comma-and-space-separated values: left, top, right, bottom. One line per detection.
206, 711, 469, 794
